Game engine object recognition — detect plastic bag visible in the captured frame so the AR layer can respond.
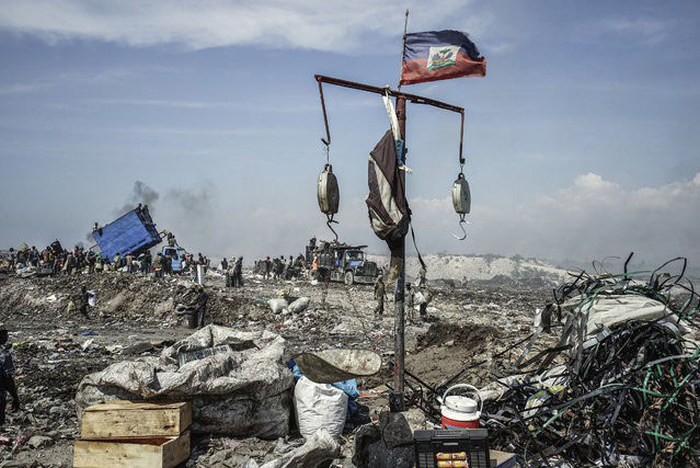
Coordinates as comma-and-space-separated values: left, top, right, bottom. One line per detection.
294, 376, 347, 439
268, 298, 289, 314
288, 297, 311, 314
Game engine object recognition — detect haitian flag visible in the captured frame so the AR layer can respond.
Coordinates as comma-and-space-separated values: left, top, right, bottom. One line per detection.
400, 30, 486, 85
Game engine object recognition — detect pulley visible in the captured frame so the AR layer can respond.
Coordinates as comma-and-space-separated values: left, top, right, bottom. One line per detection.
451, 172, 471, 240
317, 163, 340, 241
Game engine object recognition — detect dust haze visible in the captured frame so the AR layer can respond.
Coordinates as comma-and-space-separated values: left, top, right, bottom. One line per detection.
122, 171, 700, 268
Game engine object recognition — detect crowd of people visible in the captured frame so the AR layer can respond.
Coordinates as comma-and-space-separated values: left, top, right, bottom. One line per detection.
252, 254, 308, 280
2, 240, 434, 322
0, 241, 212, 278
222, 256, 244, 287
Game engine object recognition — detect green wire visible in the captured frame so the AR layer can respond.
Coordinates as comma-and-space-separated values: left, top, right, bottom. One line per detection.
641, 369, 653, 405
672, 427, 696, 456
669, 365, 678, 387
645, 430, 680, 443
661, 371, 695, 412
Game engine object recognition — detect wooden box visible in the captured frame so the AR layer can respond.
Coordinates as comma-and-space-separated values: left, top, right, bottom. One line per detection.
81, 401, 191, 439
74, 432, 190, 468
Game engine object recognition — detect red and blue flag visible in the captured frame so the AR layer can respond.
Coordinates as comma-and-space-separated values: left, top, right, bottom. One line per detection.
400, 30, 486, 85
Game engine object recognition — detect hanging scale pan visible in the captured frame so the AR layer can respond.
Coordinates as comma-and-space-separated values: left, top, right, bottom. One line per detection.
317, 163, 340, 217
452, 172, 471, 215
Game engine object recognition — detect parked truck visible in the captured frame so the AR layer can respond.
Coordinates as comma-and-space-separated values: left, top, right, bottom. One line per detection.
308, 239, 381, 285
162, 244, 189, 273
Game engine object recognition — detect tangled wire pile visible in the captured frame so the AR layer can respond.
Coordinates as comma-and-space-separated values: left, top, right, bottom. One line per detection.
483, 256, 699, 467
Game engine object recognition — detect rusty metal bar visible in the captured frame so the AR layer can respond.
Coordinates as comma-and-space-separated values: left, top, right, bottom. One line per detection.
317, 80, 331, 147
315, 74, 464, 114
315, 74, 466, 164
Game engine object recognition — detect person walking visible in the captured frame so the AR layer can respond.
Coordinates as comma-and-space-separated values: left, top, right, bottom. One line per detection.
233, 257, 243, 287
374, 277, 385, 317
0, 325, 20, 426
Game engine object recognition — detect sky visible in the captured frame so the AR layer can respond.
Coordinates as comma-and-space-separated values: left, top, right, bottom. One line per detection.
1, 0, 699, 269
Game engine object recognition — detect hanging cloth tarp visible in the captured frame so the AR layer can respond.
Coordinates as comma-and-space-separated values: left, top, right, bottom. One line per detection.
381, 92, 404, 165
366, 129, 410, 249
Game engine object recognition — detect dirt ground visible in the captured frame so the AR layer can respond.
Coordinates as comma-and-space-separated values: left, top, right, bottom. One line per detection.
0, 268, 554, 467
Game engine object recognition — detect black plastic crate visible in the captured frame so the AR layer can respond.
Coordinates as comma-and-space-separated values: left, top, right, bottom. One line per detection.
414, 429, 490, 468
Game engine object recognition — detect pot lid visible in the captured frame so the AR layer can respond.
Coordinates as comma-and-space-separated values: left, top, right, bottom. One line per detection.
445, 395, 478, 413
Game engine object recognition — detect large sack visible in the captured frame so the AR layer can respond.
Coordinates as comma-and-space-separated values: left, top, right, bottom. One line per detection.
294, 376, 347, 439
75, 325, 294, 439
561, 294, 692, 335
288, 297, 311, 314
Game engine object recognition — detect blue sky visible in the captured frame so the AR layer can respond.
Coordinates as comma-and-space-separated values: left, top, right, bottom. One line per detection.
1, 0, 699, 267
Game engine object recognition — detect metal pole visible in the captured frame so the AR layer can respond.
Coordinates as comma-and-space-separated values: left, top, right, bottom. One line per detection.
397, 9, 409, 92
392, 9, 409, 411
390, 95, 407, 412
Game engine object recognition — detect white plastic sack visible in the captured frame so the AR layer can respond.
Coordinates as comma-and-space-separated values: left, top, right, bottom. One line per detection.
562, 294, 691, 336
75, 326, 294, 439
294, 377, 347, 439
269, 298, 289, 314
288, 297, 310, 314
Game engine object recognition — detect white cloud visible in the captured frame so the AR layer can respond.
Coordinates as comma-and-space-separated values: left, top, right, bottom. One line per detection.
573, 172, 617, 191
391, 172, 700, 266
578, 17, 672, 45
0, 0, 481, 53
0, 68, 135, 97
0, 82, 52, 96
598, 18, 668, 36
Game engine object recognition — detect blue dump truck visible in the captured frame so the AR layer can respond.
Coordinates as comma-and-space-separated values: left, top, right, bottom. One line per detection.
91, 205, 162, 261
313, 242, 381, 285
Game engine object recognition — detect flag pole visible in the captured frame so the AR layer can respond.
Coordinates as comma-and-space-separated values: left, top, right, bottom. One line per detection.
397, 9, 409, 91
391, 8, 409, 413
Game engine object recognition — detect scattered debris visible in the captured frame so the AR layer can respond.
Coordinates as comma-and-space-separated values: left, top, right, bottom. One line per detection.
480, 257, 700, 467
2, 251, 696, 467
75, 325, 294, 439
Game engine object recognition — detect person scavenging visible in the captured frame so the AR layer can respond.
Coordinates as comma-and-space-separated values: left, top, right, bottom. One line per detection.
374, 276, 385, 317
233, 256, 243, 287
0, 325, 20, 426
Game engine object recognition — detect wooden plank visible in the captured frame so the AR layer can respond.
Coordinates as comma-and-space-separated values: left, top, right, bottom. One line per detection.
92, 401, 187, 411
74, 432, 190, 468
81, 400, 191, 439
162, 431, 191, 468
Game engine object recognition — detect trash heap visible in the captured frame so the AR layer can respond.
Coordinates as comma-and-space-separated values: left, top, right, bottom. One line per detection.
482, 257, 699, 467
75, 325, 294, 439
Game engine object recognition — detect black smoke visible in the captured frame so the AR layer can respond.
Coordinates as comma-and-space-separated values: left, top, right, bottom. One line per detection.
116, 180, 160, 216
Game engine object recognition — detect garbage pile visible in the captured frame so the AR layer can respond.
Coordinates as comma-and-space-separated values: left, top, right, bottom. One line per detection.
75, 325, 294, 439
481, 257, 699, 467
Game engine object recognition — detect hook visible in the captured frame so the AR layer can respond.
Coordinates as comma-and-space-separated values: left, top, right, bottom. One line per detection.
452, 217, 469, 241
326, 216, 339, 242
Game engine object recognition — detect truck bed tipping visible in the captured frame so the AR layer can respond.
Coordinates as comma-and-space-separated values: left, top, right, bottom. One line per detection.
92, 206, 161, 260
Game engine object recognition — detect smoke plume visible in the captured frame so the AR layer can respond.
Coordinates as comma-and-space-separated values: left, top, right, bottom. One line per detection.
116, 180, 160, 216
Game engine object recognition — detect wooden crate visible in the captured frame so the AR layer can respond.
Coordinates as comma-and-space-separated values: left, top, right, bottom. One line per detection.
81, 401, 191, 439
74, 431, 190, 468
